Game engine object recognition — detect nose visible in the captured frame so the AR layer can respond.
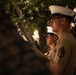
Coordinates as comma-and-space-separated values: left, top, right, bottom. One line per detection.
49, 21, 53, 26
47, 20, 52, 26
45, 37, 47, 39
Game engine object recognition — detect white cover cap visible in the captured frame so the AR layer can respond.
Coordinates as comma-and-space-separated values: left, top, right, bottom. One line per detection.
47, 26, 54, 34
49, 5, 75, 17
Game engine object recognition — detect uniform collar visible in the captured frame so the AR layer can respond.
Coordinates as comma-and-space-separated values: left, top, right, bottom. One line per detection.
59, 30, 69, 39
57, 30, 70, 43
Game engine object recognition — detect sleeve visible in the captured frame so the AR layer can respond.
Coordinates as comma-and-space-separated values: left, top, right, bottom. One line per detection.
53, 39, 71, 69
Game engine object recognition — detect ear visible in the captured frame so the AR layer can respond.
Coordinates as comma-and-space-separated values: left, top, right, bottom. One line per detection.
61, 18, 66, 24
54, 36, 58, 41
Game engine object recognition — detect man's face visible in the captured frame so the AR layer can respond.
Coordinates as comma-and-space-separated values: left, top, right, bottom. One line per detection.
46, 35, 55, 46
49, 16, 62, 33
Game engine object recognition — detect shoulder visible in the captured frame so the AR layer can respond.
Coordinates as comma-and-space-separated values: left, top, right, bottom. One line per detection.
59, 32, 76, 46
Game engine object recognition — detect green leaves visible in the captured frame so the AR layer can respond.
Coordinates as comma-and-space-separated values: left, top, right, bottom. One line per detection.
0, 0, 76, 51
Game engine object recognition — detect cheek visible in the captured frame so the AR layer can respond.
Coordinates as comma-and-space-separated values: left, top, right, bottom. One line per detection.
52, 24, 58, 31
46, 38, 51, 43
53, 23, 61, 31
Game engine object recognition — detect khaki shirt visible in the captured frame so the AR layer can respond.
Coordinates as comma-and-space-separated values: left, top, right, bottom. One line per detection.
47, 48, 56, 60
51, 31, 76, 75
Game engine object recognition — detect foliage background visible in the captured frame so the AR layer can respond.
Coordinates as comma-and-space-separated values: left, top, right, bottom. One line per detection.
0, 0, 76, 52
